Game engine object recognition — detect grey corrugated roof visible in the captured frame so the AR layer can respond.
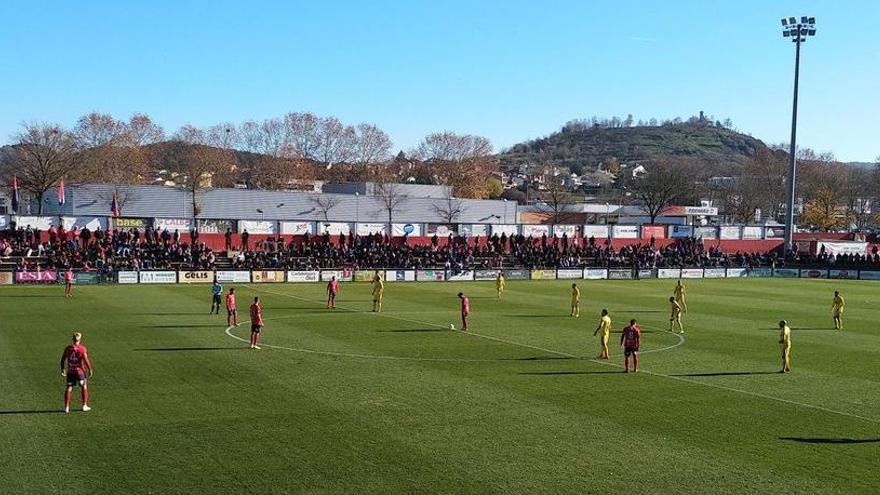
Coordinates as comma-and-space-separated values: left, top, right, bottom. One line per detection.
40, 184, 517, 224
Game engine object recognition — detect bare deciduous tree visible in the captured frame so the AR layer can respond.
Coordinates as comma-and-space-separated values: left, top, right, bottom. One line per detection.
312, 195, 341, 222
629, 158, 697, 224
12, 122, 82, 214
432, 193, 465, 224
374, 178, 407, 225
416, 131, 497, 199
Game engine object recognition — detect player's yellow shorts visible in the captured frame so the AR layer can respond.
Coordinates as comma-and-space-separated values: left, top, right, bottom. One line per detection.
601, 334, 609, 345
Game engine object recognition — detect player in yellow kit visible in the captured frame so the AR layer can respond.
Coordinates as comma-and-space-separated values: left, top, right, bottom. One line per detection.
570, 283, 581, 317
593, 308, 612, 359
669, 296, 684, 334
674, 280, 687, 313
831, 291, 845, 330
778, 320, 791, 373
371, 272, 385, 313
496, 272, 505, 300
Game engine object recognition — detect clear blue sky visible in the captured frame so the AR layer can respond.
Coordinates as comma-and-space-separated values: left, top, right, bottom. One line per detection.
1, 0, 877, 161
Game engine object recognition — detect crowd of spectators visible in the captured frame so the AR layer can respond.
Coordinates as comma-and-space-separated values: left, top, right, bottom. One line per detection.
3, 224, 880, 272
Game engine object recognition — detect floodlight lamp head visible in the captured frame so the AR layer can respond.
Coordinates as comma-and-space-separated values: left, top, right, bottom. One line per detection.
781, 18, 788, 26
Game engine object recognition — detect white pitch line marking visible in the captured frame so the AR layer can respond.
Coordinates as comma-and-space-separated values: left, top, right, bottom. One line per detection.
243, 285, 880, 425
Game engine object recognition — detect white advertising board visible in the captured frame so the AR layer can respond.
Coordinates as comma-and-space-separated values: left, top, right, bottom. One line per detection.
680, 268, 704, 279
320, 269, 353, 282
800, 269, 828, 279
385, 270, 416, 282
829, 269, 858, 280
726, 268, 748, 278
703, 268, 726, 278
459, 224, 489, 237
416, 269, 446, 281
0, 215, 8, 229
582, 225, 610, 239
719, 226, 741, 240
583, 269, 608, 280
612, 225, 639, 239
286, 271, 320, 282
764, 227, 784, 239
553, 225, 577, 238
749, 268, 773, 278
61, 217, 108, 231
318, 222, 352, 235
392, 223, 423, 237
522, 225, 550, 237
117, 271, 139, 284
741, 226, 764, 239
154, 218, 192, 232
446, 271, 475, 281
657, 269, 681, 279
859, 271, 880, 280
139, 271, 177, 284
773, 268, 799, 278
13, 216, 56, 230
280, 221, 315, 236
239, 220, 277, 234
356, 223, 387, 236
694, 226, 717, 240
669, 225, 694, 238
491, 224, 519, 236
215, 271, 251, 283
556, 268, 583, 279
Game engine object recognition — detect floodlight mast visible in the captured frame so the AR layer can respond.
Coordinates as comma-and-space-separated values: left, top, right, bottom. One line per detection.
781, 16, 816, 252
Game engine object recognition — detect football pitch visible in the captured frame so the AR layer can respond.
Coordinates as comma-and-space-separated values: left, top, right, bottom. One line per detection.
1, 278, 879, 494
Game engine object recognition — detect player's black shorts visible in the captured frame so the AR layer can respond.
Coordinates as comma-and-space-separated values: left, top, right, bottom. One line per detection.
624, 347, 639, 356
251, 324, 262, 333
213, 294, 222, 304
66, 372, 85, 387
328, 292, 337, 300
228, 308, 237, 317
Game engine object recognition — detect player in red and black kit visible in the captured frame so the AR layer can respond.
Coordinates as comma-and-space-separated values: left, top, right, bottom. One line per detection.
226, 288, 239, 327
620, 319, 641, 373
64, 267, 74, 298
458, 292, 470, 331
326, 276, 339, 309
60, 332, 94, 413
250, 296, 264, 349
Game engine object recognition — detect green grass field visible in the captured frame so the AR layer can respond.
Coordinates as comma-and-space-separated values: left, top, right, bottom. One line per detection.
1, 278, 879, 494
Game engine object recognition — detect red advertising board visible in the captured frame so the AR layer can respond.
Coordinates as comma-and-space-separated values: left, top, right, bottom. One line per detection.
641, 225, 666, 239
15, 270, 58, 283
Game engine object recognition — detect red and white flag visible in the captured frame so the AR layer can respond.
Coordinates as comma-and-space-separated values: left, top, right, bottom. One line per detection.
57, 178, 66, 206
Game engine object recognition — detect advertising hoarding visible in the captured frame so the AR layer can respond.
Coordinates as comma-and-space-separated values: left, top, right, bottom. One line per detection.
582, 269, 608, 280
385, 270, 416, 282
703, 268, 726, 278
719, 226, 741, 240
612, 225, 639, 239
530, 269, 557, 280
215, 271, 251, 283
582, 225, 610, 239
680, 268, 704, 279
416, 269, 445, 281
320, 269, 353, 282
668, 225, 694, 238
252, 270, 285, 283
280, 221, 315, 236
178, 271, 214, 283
286, 271, 320, 282
556, 268, 583, 279
139, 271, 177, 284
117, 271, 139, 284
657, 269, 681, 279
239, 220, 277, 235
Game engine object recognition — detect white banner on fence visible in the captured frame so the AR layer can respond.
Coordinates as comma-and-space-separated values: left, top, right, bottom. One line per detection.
750, 268, 773, 277
553, 225, 577, 238
668, 225, 694, 238
680, 268, 704, 279
859, 271, 880, 280
0, 215, 9, 229
318, 222, 352, 235
582, 225, 610, 239
154, 218, 192, 232
764, 227, 784, 239
13, 216, 56, 230
829, 269, 858, 280
608, 269, 633, 280
773, 268, 799, 278
491, 224, 519, 236
356, 223, 387, 236
556, 268, 583, 279
459, 224, 489, 237
286, 271, 320, 282
280, 221, 315, 236
61, 217, 108, 232
178, 271, 214, 283
703, 268, 726, 278
416, 269, 445, 281
530, 269, 557, 280
522, 225, 550, 237
719, 226, 741, 240
726, 268, 748, 278
657, 269, 681, 279
446, 271, 475, 281
239, 220, 277, 235
320, 269, 353, 282
800, 269, 828, 279
474, 270, 500, 281
818, 242, 868, 256
583, 269, 608, 280
385, 270, 416, 282
139, 271, 177, 284
392, 223, 422, 237
215, 271, 251, 283
612, 225, 639, 239
117, 271, 139, 284
741, 226, 764, 239
694, 226, 717, 240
